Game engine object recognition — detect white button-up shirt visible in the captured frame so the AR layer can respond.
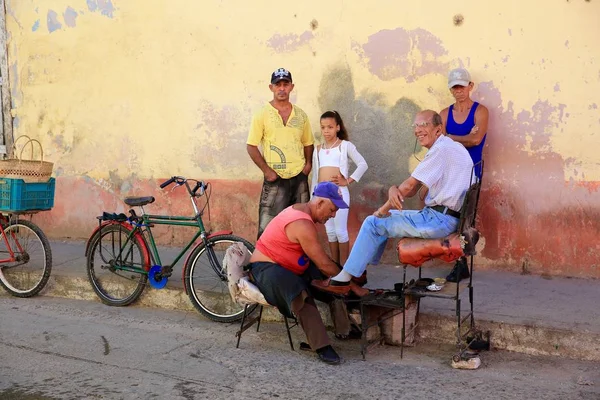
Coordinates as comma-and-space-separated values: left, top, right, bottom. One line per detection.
411, 135, 474, 212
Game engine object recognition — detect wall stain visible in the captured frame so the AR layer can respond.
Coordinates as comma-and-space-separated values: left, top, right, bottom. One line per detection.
317, 64, 421, 213
108, 170, 123, 191
6, 3, 23, 30
267, 31, 313, 53
87, 0, 115, 18
33, 176, 261, 245
47, 10, 62, 33
356, 27, 448, 82
191, 102, 249, 175
471, 82, 600, 273
64, 7, 78, 28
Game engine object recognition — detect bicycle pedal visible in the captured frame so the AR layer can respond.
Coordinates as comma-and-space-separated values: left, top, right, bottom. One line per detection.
148, 265, 168, 289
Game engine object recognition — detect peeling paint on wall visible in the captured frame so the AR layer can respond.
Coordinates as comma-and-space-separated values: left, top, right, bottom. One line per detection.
267, 31, 313, 52
87, 0, 115, 18
470, 81, 600, 273
317, 65, 422, 209
190, 101, 252, 175
356, 28, 448, 82
47, 10, 62, 33
64, 7, 78, 28
9, 61, 20, 105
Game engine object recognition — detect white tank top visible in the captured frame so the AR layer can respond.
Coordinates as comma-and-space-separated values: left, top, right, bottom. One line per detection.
318, 146, 341, 168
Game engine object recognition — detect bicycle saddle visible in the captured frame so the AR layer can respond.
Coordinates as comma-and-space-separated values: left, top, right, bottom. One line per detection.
123, 196, 155, 207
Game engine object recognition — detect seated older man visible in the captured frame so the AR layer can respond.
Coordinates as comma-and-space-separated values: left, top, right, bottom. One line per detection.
246, 181, 363, 365
312, 110, 473, 296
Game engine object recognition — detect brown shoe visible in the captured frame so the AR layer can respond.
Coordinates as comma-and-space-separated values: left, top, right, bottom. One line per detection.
311, 278, 351, 296
351, 271, 368, 286
350, 284, 370, 297
350, 284, 384, 298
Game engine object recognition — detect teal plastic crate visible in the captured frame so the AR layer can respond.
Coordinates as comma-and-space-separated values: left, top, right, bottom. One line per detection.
0, 177, 55, 212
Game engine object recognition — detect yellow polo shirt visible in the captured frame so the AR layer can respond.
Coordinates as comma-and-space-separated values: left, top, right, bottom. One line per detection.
247, 103, 314, 179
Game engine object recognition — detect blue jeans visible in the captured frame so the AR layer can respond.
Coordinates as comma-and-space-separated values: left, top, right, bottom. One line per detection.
343, 208, 459, 277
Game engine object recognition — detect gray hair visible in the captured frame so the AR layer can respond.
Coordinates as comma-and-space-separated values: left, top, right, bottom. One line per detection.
420, 109, 443, 126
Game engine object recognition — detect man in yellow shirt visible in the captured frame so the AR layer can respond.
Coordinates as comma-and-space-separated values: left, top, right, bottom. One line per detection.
247, 68, 315, 238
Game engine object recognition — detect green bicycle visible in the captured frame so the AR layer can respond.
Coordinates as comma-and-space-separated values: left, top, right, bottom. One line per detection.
84, 176, 255, 323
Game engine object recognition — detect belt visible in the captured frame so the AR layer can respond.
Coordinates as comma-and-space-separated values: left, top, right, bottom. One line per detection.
429, 205, 461, 219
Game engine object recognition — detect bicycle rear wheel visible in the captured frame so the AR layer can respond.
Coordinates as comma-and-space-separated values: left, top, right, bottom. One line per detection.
86, 224, 148, 306
184, 234, 256, 323
0, 219, 52, 297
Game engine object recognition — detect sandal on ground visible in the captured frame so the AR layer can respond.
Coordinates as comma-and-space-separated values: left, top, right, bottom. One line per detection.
334, 329, 362, 340
299, 342, 312, 351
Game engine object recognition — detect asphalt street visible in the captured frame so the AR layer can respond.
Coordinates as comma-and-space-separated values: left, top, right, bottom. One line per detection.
0, 296, 598, 400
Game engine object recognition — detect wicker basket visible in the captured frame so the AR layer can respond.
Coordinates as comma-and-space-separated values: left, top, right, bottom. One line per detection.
0, 135, 54, 183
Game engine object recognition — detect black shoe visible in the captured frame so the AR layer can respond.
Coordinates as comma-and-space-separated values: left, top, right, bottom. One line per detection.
316, 345, 341, 365
446, 258, 470, 283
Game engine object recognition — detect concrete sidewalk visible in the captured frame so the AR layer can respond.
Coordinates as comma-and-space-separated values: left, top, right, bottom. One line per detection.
5, 238, 600, 361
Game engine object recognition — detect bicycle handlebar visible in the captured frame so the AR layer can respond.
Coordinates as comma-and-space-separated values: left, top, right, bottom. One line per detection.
191, 181, 207, 196
160, 176, 208, 197
160, 177, 176, 189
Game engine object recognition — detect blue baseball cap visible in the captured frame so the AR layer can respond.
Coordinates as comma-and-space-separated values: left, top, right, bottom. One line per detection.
313, 182, 349, 209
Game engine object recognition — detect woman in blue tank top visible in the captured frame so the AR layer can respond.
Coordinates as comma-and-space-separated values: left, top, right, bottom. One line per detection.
440, 68, 489, 179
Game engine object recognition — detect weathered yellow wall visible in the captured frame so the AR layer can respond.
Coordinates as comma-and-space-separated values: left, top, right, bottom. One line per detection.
5, 0, 600, 276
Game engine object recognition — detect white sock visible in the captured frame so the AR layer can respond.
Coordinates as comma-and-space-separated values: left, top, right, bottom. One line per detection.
331, 269, 352, 282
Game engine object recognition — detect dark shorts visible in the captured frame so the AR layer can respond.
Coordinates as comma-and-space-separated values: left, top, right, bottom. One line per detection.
248, 261, 333, 318
257, 173, 309, 239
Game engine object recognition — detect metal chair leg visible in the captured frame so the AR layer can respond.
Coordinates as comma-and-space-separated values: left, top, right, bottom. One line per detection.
236, 304, 249, 349
456, 298, 462, 347
256, 305, 264, 332
360, 300, 367, 360
401, 265, 407, 359
469, 255, 475, 330
284, 316, 295, 351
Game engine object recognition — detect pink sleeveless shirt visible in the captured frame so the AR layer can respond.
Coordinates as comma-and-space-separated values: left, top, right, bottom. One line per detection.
255, 206, 314, 275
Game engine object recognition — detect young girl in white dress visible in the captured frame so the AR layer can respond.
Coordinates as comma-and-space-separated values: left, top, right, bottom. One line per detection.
311, 111, 368, 265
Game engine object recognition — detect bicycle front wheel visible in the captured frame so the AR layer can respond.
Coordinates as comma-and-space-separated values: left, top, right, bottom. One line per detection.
184, 234, 255, 323
0, 219, 52, 298
86, 224, 148, 306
